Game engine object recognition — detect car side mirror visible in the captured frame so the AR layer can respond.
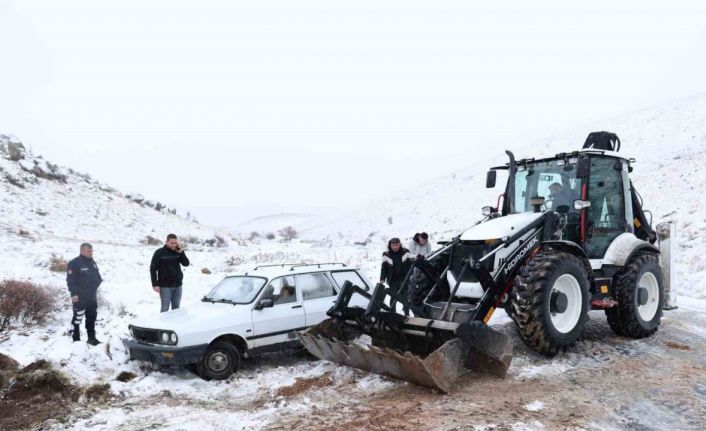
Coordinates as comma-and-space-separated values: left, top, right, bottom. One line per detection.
573, 199, 591, 210
486, 170, 497, 188
255, 298, 274, 310
576, 157, 590, 178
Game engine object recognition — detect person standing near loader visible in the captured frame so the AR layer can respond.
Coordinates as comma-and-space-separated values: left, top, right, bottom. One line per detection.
150, 234, 190, 312
408, 232, 431, 257
67, 243, 103, 345
380, 237, 414, 291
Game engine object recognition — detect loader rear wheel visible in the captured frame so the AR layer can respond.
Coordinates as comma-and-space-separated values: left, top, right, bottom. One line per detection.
511, 251, 590, 356
605, 253, 664, 338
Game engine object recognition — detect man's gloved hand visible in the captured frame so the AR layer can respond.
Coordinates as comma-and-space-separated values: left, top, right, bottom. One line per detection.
153, 286, 160, 293
71, 295, 79, 303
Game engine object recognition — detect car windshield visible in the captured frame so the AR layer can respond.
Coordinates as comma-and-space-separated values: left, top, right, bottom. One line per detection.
511, 159, 583, 214
204, 276, 267, 304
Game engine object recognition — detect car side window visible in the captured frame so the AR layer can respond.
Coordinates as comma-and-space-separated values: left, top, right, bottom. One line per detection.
298, 273, 337, 301
267, 276, 297, 305
331, 270, 369, 291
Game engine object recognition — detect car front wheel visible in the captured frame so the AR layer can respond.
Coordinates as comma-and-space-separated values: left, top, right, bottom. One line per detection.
196, 341, 241, 380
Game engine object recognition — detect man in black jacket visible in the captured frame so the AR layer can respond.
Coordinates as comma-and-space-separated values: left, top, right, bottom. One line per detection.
67, 243, 103, 345
150, 234, 190, 312
380, 237, 414, 291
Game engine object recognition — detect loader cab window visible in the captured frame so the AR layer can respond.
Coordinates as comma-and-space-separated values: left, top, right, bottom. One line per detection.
585, 157, 631, 258
512, 160, 582, 214
511, 159, 583, 243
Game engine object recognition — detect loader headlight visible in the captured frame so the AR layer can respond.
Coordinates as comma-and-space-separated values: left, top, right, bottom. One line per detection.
482, 206, 495, 216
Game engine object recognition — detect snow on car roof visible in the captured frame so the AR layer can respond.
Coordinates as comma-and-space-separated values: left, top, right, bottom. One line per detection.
226, 263, 354, 278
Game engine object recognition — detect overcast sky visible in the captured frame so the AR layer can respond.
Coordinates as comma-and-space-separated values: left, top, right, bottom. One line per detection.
2, 1, 706, 226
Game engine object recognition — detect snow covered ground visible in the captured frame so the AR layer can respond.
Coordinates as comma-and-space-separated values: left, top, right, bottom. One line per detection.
1, 94, 706, 430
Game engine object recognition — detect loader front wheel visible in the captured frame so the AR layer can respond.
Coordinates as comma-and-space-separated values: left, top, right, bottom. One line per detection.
511, 251, 590, 356
605, 253, 664, 338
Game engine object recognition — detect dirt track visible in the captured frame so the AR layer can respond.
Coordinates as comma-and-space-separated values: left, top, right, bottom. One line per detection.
264, 307, 706, 431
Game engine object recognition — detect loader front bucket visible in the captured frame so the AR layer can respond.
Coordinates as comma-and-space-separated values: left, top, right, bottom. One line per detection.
298, 318, 513, 393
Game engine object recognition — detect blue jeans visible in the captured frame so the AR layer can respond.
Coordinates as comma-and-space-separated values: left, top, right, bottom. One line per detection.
160, 286, 182, 312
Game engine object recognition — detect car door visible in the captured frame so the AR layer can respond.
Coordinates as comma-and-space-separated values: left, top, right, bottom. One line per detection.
298, 273, 339, 327
250, 276, 305, 348
584, 157, 631, 258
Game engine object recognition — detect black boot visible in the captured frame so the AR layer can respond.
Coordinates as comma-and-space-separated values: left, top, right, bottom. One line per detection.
87, 331, 101, 346
70, 325, 80, 342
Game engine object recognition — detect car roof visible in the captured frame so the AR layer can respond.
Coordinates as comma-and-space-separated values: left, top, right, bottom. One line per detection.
225, 263, 355, 278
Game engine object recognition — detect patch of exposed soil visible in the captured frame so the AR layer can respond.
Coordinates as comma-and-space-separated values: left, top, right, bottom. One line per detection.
275, 371, 332, 397
0, 359, 79, 430
664, 340, 691, 350
0, 356, 122, 430
264, 309, 706, 431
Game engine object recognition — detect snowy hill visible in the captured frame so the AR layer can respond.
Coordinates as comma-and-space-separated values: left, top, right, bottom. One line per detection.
0, 134, 218, 246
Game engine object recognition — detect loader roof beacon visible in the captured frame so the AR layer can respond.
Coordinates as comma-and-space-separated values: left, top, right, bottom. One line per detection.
299, 131, 670, 393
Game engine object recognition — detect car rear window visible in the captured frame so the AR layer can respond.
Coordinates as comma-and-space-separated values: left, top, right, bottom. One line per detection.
331, 270, 369, 291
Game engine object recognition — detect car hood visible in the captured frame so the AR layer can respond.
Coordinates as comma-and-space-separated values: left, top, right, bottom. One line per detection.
460, 212, 543, 241
129, 302, 250, 334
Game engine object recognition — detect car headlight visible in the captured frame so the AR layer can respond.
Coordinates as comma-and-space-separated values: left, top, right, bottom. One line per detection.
158, 330, 178, 345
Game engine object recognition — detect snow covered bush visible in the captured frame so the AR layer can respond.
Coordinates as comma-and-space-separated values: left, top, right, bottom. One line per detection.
0, 280, 60, 331
278, 226, 298, 241
182, 235, 201, 244
48, 254, 68, 272
142, 235, 162, 246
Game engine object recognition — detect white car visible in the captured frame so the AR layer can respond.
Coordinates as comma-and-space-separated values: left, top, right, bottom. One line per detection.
122, 263, 372, 380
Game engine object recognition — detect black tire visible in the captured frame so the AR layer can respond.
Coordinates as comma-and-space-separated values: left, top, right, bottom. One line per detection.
605, 253, 664, 338
511, 251, 590, 356
196, 341, 241, 380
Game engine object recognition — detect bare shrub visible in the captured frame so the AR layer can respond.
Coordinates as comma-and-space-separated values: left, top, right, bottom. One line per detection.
141, 236, 162, 246
201, 267, 212, 274
182, 235, 200, 244
4, 173, 25, 188
225, 255, 245, 268
265, 233, 276, 240
0, 280, 60, 331
249, 231, 260, 240
278, 226, 298, 241
49, 254, 68, 272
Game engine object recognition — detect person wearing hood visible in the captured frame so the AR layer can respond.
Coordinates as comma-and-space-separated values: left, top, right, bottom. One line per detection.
408, 232, 431, 257
380, 237, 415, 291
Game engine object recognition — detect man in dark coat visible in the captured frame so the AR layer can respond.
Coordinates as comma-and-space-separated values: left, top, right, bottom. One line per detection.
380, 237, 414, 291
67, 243, 103, 345
150, 233, 190, 312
